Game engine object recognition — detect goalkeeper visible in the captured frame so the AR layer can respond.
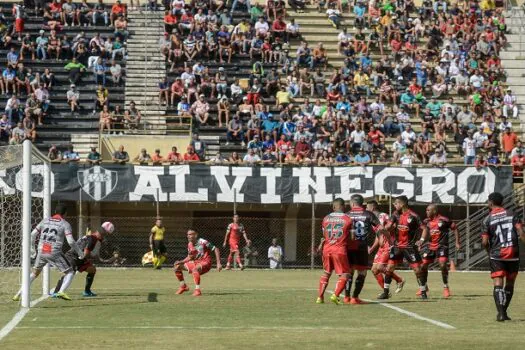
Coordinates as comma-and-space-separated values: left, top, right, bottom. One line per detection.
150, 218, 167, 269
52, 222, 115, 297
13, 204, 82, 301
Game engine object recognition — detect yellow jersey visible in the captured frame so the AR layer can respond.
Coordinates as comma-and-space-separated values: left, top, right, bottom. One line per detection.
151, 226, 165, 241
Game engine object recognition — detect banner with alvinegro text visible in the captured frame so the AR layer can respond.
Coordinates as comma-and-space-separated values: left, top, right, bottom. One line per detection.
0, 164, 513, 204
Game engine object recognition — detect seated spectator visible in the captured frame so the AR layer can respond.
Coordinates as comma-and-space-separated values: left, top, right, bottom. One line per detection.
354, 148, 371, 166
226, 115, 245, 146
151, 149, 164, 165
228, 151, 243, 165
63, 145, 80, 163
159, 77, 170, 106
231, 0, 251, 15
110, 60, 122, 86
429, 149, 447, 167
399, 149, 415, 167
335, 149, 352, 165
0, 114, 10, 144
92, 0, 109, 26
134, 148, 152, 164
66, 84, 80, 114
183, 145, 200, 162
511, 150, 525, 177
502, 88, 518, 119
22, 115, 36, 142
47, 145, 62, 162
217, 96, 230, 128
87, 147, 101, 165
124, 101, 142, 130
112, 144, 130, 164
99, 105, 111, 134
487, 150, 501, 167
208, 151, 226, 164
295, 41, 312, 67
276, 85, 292, 108
243, 148, 261, 164
110, 0, 126, 27
24, 93, 43, 125
166, 146, 182, 164
64, 57, 87, 85
191, 94, 210, 126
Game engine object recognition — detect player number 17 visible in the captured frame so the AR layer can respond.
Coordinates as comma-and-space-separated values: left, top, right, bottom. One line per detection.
495, 223, 513, 247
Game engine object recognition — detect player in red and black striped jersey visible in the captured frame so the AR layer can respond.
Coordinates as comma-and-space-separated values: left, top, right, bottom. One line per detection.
482, 192, 525, 322
419, 205, 460, 298
343, 194, 380, 305
378, 195, 427, 300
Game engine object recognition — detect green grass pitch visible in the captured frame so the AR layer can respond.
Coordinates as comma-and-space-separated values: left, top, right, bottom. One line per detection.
1, 269, 525, 349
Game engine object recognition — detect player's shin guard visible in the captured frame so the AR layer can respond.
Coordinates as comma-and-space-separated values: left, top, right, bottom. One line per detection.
192, 271, 201, 289
334, 276, 347, 297
442, 269, 449, 288
59, 271, 75, 293
493, 286, 506, 316
504, 285, 514, 312
227, 252, 234, 266
383, 271, 393, 293
235, 255, 242, 267
159, 255, 166, 265
85, 273, 95, 293
344, 275, 353, 298
392, 272, 403, 283
318, 275, 329, 298
416, 270, 428, 291
352, 275, 366, 298
374, 272, 384, 288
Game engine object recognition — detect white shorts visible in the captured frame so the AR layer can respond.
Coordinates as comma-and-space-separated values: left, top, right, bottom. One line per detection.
34, 252, 72, 273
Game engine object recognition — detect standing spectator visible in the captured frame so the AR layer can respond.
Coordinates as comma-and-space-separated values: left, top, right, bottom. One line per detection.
94, 84, 109, 114
183, 145, 200, 162
166, 146, 182, 164
501, 127, 518, 163
268, 238, 283, 269
190, 133, 207, 160
462, 130, 476, 165
134, 148, 152, 165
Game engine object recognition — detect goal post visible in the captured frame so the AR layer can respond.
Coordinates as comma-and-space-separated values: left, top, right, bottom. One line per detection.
0, 140, 51, 308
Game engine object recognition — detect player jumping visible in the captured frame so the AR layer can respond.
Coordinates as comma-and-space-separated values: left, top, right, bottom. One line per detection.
52, 222, 115, 297
367, 200, 405, 295
13, 204, 82, 301
419, 204, 460, 298
150, 218, 167, 269
378, 196, 427, 300
174, 229, 222, 296
223, 214, 251, 270
344, 194, 380, 305
482, 192, 525, 321
317, 198, 353, 305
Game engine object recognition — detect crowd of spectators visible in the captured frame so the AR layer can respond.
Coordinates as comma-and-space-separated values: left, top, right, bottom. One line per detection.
0, 0, 132, 147
154, 0, 520, 170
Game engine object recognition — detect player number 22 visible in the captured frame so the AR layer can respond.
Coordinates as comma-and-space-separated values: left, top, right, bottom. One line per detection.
495, 223, 513, 247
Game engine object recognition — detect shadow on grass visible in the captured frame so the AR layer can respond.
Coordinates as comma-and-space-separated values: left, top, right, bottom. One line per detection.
148, 292, 158, 302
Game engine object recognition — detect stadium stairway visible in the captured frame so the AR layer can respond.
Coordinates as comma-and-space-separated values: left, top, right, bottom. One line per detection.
125, 10, 167, 134
502, 7, 525, 135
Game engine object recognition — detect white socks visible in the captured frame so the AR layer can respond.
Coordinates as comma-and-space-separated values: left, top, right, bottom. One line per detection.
59, 272, 75, 293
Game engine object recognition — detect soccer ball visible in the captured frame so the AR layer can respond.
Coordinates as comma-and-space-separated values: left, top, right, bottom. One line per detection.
101, 221, 115, 234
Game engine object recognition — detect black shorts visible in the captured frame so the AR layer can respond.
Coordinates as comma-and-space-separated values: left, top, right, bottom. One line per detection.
421, 246, 449, 264
490, 259, 519, 280
153, 240, 167, 255
389, 246, 422, 267
347, 249, 368, 271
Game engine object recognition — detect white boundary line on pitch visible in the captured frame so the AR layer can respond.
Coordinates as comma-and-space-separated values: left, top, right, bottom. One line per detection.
363, 299, 456, 330
0, 295, 49, 342
16, 325, 380, 331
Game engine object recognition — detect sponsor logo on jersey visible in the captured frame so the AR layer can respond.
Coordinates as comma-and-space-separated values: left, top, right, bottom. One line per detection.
77, 166, 118, 201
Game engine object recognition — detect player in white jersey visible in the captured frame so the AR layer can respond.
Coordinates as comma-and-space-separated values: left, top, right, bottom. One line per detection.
12, 204, 83, 301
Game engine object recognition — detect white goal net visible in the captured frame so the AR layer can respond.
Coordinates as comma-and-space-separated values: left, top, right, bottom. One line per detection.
0, 142, 50, 305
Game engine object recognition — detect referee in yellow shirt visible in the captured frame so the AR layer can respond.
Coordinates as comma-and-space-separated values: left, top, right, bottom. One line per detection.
150, 218, 167, 269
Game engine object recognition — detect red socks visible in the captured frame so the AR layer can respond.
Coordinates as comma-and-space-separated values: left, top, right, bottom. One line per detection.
374, 273, 385, 288
175, 270, 184, 282
318, 275, 329, 298
192, 271, 201, 286
227, 253, 234, 265
392, 272, 403, 283
334, 276, 347, 297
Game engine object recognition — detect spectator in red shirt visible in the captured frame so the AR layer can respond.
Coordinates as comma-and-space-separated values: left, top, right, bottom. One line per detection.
511, 150, 525, 177
368, 125, 385, 151
271, 17, 286, 40
110, 0, 126, 27
183, 145, 200, 162
167, 146, 182, 164
475, 154, 488, 170
501, 127, 518, 162
295, 135, 311, 160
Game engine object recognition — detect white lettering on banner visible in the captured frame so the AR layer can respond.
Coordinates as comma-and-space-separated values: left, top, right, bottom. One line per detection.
260, 168, 282, 203
293, 167, 332, 203
415, 168, 455, 203
168, 165, 208, 201
0, 169, 15, 195
129, 166, 168, 201
374, 168, 414, 198
334, 167, 373, 200
456, 167, 496, 203
210, 166, 251, 202
14, 165, 55, 198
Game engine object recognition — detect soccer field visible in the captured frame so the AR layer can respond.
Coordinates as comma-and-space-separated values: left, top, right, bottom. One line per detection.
1, 269, 525, 349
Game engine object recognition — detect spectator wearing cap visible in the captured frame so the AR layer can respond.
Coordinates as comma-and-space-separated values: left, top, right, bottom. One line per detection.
246, 114, 261, 142
87, 147, 101, 165
183, 145, 200, 163
226, 114, 245, 146
151, 149, 164, 165
63, 145, 81, 163
261, 113, 279, 141
429, 149, 447, 167
247, 134, 263, 154
191, 94, 210, 126
112, 144, 129, 164
503, 88, 518, 119
166, 146, 182, 164
134, 148, 151, 165
66, 84, 79, 114
335, 149, 351, 165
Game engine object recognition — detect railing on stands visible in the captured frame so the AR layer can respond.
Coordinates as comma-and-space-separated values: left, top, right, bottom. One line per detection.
456, 183, 525, 270
511, 4, 525, 58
